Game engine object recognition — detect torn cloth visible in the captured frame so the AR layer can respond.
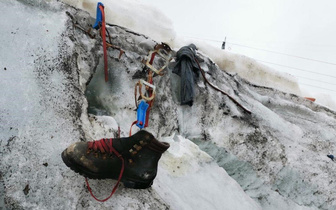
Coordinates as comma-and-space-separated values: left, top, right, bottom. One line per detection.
172, 44, 200, 106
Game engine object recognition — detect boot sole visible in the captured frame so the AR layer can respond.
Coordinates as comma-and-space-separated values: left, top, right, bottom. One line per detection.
61, 150, 154, 189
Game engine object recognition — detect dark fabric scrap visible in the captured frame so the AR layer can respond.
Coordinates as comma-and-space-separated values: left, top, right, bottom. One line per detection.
327, 154, 334, 161
172, 44, 200, 106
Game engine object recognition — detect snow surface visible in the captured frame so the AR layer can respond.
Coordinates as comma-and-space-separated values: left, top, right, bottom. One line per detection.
60, 1, 300, 93
2, 0, 336, 210
60, 0, 336, 111
61, 0, 176, 44
0, 1, 259, 209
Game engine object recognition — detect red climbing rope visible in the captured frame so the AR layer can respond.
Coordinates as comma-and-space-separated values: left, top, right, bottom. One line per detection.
85, 138, 125, 202
129, 120, 138, 137
98, 5, 108, 82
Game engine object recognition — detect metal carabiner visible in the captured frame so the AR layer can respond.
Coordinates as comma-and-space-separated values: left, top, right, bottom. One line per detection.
145, 43, 173, 76
134, 79, 156, 107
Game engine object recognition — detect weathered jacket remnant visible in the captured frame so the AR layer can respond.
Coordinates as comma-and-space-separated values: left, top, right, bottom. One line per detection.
172, 44, 200, 106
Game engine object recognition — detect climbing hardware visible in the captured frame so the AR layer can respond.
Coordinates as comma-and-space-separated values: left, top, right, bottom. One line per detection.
145, 43, 173, 76
132, 43, 173, 132
134, 79, 156, 107
67, 3, 124, 82
93, 3, 108, 82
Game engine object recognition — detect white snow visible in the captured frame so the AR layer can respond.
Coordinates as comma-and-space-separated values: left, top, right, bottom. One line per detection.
1, 0, 336, 209
61, 0, 176, 44
154, 135, 261, 210
0, 0, 68, 144
60, 0, 336, 111
59, 0, 336, 109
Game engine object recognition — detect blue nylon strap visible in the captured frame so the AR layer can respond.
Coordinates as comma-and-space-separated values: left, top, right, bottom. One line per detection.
136, 100, 149, 129
93, 2, 104, 29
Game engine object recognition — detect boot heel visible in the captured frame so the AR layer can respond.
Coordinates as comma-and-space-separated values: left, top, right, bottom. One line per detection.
123, 179, 153, 189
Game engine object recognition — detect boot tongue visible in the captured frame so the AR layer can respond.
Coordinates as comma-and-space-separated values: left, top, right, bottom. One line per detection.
111, 130, 153, 154
147, 139, 170, 153
112, 130, 170, 155
137, 130, 170, 152
130, 130, 170, 153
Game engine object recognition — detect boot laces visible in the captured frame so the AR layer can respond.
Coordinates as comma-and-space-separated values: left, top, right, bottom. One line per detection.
88, 138, 114, 154
85, 137, 125, 202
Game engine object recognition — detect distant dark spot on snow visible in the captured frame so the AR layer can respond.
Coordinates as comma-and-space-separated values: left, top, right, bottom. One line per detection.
43, 163, 48, 167
4, 67, 6, 70
6, 136, 16, 147
23, 184, 30, 195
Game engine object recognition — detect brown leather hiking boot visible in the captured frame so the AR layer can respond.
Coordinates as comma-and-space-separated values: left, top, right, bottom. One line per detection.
61, 130, 170, 189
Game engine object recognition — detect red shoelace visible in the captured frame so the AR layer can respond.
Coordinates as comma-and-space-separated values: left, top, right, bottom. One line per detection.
88, 138, 115, 154
85, 138, 125, 202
